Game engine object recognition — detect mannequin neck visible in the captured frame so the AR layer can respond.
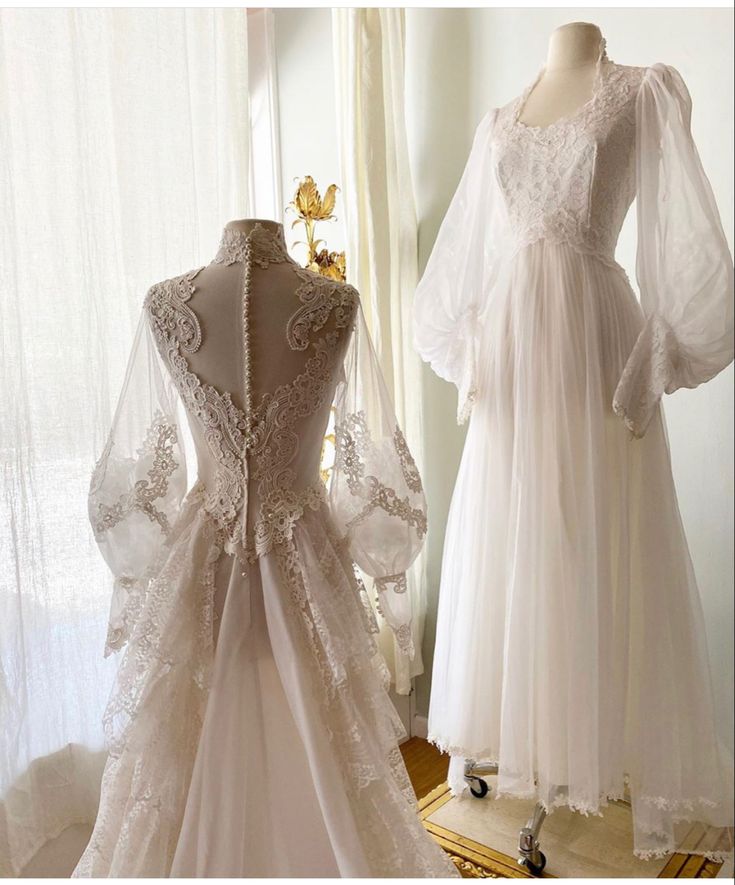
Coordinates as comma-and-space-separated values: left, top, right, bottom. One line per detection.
224, 218, 283, 238
546, 22, 604, 71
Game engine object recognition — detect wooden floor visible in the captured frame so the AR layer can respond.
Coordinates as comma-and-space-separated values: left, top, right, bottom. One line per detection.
400, 736, 449, 801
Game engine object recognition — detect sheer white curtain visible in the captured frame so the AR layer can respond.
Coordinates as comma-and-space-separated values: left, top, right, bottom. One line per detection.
332, 8, 425, 694
248, 8, 283, 220
0, 9, 252, 873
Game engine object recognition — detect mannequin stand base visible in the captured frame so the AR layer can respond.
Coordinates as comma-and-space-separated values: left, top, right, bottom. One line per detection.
463, 760, 548, 876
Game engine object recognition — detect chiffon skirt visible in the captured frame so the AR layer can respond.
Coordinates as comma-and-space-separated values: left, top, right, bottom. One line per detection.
428, 240, 734, 860
73, 500, 457, 877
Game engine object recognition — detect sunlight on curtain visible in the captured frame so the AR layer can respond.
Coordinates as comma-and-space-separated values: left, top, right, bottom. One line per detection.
248, 8, 283, 221
0, 9, 250, 873
332, 8, 425, 695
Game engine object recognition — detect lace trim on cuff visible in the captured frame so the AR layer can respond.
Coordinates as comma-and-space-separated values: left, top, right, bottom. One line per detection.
613, 313, 679, 438
91, 413, 180, 537
374, 573, 408, 594
456, 307, 480, 426
104, 575, 144, 657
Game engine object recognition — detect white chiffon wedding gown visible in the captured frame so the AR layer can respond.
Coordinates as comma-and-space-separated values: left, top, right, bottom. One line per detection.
75, 222, 457, 877
414, 59, 734, 861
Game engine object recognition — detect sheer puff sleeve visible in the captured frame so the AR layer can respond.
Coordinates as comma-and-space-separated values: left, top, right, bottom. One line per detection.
88, 311, 188, 657
613, 63, 734, 438
413, 109, 502, 424
329, 302, 427, 659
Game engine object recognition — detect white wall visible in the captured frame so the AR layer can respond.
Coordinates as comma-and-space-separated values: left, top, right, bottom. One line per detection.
405, 7, 734, 751
274, 7, 734, 752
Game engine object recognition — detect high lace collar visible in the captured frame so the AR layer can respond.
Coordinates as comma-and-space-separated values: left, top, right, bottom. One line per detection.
213, 222, 291, 267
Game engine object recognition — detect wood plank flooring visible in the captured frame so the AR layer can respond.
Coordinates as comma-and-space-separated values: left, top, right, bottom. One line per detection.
400, 736, 449, 801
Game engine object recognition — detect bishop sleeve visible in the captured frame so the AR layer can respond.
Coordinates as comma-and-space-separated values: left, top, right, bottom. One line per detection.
89, 311, 188, 656
329, 302, 427, 658
413, 109, 502, 424
613, 63, 734, 438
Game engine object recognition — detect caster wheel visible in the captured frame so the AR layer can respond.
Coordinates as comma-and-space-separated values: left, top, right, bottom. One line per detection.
469, 778, 489, 798
520, 851, 546, 876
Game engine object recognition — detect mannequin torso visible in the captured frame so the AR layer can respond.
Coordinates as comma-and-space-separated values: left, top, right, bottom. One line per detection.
518, 22, 606, 128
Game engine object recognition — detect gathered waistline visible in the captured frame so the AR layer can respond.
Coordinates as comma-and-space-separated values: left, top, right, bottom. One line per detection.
507, 236, 633, 287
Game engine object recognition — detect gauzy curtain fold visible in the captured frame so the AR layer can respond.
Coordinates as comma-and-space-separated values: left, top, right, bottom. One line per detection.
0, 9, 251, 874
332, 8, 425, 695
247, 8, 283, 221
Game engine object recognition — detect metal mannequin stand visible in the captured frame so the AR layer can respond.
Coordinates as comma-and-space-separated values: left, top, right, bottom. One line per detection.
464, 760, 548, 876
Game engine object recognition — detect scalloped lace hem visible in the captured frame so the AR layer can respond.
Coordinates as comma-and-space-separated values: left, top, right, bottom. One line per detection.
428, 733, 499, 761
634, 846, 732, 863
428, 733, 733, 857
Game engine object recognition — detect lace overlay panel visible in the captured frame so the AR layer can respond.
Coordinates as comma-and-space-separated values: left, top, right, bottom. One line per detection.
493, 62, 646, 266
333, 411, 427, 539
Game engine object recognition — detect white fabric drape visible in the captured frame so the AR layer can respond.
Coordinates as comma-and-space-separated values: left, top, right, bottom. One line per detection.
332, 7, 425, 694
0, 9, 251, 874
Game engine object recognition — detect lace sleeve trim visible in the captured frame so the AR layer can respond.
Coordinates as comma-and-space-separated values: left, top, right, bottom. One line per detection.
333, 411, 427, 538
375, 573, 408, 594
91, 413, 180, 538
612, 312, 679, 438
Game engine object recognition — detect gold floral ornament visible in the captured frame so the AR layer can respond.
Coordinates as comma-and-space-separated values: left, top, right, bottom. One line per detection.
287, 176, 347, 282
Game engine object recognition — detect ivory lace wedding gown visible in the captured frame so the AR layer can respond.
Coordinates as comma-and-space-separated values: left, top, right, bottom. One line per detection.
75, 223, 457, 877
414, 60, 734, 861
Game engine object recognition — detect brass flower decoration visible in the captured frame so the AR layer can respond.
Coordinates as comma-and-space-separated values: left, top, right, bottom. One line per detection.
287, 176, 346, 282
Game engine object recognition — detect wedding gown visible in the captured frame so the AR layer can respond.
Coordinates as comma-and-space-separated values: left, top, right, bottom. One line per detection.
75, 222, 457, 877
414, 60, 734, 861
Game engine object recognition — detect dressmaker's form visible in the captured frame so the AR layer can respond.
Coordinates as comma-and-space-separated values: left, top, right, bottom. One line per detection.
76, 219, 458, 877
415, 22, 734, 865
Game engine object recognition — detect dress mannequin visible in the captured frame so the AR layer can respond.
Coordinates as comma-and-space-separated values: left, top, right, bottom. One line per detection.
518, 22, 606, 128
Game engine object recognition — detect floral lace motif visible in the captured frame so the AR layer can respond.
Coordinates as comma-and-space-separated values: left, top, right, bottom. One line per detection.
92, 413, 180, 537
393, 428, 423, 493
494, 61, 646, 266
333, 411, 428, 539
287, 271, 360, 351
375, 573, 408, 594
613, 312, 679, 438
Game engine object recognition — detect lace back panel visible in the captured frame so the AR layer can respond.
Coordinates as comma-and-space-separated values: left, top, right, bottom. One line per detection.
144, 225, 360, 564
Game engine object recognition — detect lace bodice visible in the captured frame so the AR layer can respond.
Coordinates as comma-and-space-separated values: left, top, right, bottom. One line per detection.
493, 60, 646, 266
